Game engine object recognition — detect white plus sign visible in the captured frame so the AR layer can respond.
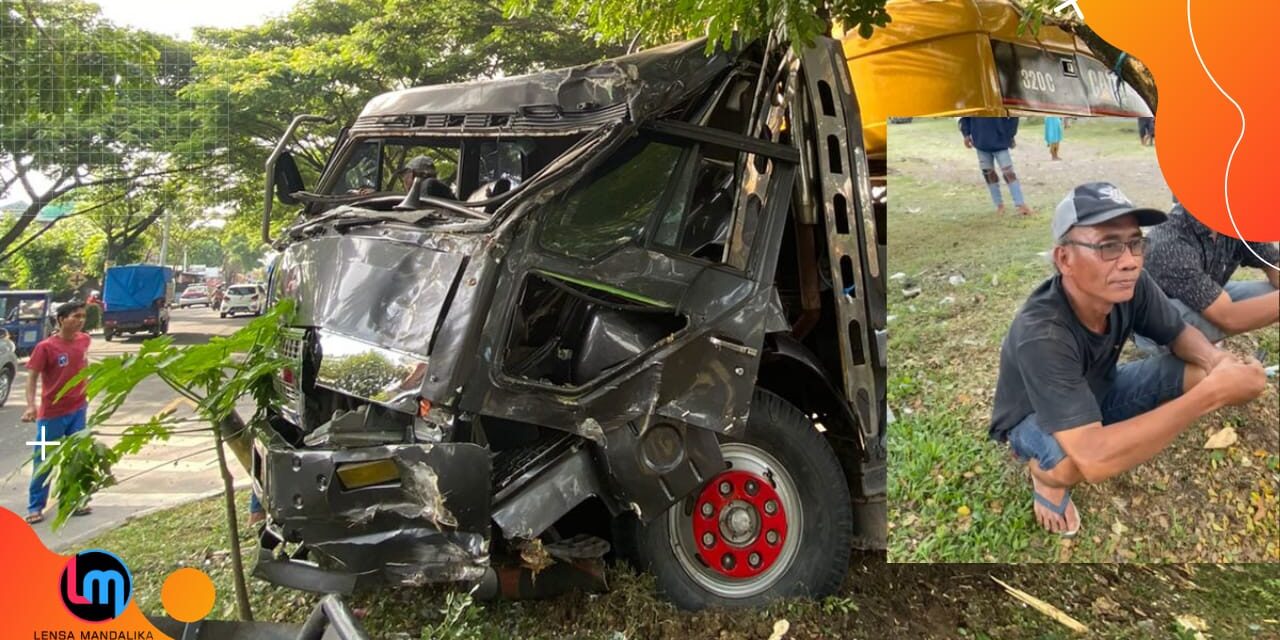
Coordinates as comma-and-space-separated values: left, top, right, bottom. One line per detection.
1054, 0, 1084, 20
26, 423, 60, 459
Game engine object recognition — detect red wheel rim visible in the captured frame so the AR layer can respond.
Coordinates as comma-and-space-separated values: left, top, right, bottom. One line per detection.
691, 469, 788, 579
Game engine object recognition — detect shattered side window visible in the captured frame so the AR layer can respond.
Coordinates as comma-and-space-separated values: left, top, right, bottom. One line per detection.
651, 154, 736, 263
332, 141, 381, 194
539, 137, 681, 260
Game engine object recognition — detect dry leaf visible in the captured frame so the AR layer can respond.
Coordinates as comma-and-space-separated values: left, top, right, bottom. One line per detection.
767, 619, 791, 640
1111, 521, 1128, 536
1203, 426, 1238, 450
991, 576, 1089, 634
1092, 596, 1121, 617
1175, 614, 1208, 640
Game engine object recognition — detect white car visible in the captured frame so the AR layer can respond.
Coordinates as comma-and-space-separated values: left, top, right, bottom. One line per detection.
0, 329, 18, 407
220, 284, 266, 318
178, 286, 211, 308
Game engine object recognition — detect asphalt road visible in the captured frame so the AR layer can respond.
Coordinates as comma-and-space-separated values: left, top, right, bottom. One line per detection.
0, 305, 257, 551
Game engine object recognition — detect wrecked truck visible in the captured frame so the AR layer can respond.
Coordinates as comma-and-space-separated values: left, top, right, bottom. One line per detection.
250, 36, 886, 609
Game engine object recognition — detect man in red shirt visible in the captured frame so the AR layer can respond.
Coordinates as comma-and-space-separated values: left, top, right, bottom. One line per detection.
21, 301, 92, 524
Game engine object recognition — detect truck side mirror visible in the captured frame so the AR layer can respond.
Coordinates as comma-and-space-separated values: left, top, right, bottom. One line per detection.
274, 152, 305, 205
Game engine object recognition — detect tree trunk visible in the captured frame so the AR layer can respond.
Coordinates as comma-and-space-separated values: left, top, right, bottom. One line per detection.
212, 426, 254, 622
1073, 24, 1159, 113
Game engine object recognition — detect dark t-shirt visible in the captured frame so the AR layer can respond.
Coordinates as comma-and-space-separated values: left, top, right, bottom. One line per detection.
988, 272, 1184, 442
1144, 206, 1280, 312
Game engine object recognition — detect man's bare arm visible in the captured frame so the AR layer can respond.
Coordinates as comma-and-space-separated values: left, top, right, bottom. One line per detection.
1200, 289, 1280, 335
21, 370, 38, 422
1053, 357, 1265, 483
1168, 323, 1227, 372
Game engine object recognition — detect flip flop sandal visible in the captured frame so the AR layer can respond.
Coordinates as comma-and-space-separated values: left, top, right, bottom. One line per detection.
1034, 488, 1080, 538
72, 506, 93, 517
25, 512, 44, 524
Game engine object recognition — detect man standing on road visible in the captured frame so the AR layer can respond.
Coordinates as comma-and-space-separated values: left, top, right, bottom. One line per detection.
960, 116, 1033, 216
21, 301, 93, 524
989, 183, 1267, 537
1138, 204, 1279, 351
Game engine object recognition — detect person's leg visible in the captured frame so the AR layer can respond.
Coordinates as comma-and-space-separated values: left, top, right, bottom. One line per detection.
62, 406, 92, 516
1008, 414, 1082, 534
1099, 353, 1192, 425
1050, 142, 1060, 160
1223, 279, 1278, 302
993, 149, 1031, 214
27, 412, 73, 517
249, 492, 265, 525
976, 149, 1004, 211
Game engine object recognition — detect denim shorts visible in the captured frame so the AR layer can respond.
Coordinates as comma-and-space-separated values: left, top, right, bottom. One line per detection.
1007, 353, 1186, 470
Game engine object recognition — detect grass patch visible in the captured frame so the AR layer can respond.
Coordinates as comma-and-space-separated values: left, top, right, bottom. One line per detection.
80, 493, 1280, 638
887, 117, 1280, 563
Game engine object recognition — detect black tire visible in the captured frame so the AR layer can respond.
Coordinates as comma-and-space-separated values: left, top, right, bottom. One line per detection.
220, 312, 227, 319
104, 329, 114, 342
0, 366, 14, 408
634, 389, 852, 609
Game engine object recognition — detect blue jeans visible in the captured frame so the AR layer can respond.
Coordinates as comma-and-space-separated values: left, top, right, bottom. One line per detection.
1136, 280, 1278, 352
1008, 354, 1186, 471
975, 148, 1026, 207
28, 405, 88, 513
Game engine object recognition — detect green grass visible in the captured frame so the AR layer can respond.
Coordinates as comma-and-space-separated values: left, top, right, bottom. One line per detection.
887, 117, 1280, 563
79, 492, 1280, 638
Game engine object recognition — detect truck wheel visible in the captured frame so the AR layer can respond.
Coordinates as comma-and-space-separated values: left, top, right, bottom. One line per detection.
0, 366, 14, 407
634, 389, 852, 609
104, 329, 114, 342
219, 312, 227, 319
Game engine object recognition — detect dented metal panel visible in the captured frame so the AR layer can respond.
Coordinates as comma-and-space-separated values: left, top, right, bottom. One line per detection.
256, 429, 491, 587
358, 39, 734, 127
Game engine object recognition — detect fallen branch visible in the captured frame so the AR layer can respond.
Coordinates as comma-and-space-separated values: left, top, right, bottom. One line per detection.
991, 576, 1089, 634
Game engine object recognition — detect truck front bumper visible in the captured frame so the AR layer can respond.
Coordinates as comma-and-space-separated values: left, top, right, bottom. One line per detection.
252, 428, 492, 592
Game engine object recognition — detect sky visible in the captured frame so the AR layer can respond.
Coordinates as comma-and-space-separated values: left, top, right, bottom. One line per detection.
91, 0, 300, 39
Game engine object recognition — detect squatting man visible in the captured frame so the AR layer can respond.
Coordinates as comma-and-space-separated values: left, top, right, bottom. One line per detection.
988, 182, 1269, 536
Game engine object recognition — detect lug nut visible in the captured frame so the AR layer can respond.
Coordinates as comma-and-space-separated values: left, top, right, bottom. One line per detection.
293, 495, 303, 509
700, 502, 714, 517
718, 481, 732, 496
702, 532, 715, 547
744, 480, 758, 495
748, 552, 762, 567
721, 554, 735, 570
766, 530, 780, 545
764, 500, 777, 515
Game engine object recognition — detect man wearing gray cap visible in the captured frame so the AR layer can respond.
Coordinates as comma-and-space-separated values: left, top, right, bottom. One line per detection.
988, 182, 1267, 537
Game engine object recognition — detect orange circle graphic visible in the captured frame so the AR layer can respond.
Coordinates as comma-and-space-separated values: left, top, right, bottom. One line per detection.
160, 567, 216, 623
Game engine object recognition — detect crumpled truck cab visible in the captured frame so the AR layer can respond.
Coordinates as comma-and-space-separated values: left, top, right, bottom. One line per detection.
252, 35, 886, 610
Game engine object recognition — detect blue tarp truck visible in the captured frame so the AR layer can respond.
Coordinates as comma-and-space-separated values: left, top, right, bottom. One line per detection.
102, 264, 173, 341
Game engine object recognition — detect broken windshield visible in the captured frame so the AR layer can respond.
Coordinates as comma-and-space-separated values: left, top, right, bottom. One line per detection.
324, 136, 578, 210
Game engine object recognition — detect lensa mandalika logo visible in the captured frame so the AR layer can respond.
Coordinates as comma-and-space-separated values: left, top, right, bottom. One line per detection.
59, 550, 133, 622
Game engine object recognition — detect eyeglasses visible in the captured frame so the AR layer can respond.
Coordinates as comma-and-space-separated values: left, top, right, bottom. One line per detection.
1060, 237, 1148, 261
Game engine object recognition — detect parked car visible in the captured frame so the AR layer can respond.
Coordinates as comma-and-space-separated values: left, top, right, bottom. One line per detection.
0, 328, 18, 407
178, 285, 211, 308
220, 284, 265, 318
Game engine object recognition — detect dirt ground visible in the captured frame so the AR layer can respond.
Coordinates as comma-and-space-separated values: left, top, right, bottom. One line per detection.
887, 117, 1279, 564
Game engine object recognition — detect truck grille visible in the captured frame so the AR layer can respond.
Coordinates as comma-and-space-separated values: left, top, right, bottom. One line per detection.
275, 328, 306, 423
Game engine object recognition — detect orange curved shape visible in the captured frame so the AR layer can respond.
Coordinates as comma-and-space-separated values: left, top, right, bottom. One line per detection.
0, 508, 175, 637
1083, 0, 1279, 241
